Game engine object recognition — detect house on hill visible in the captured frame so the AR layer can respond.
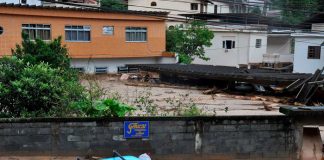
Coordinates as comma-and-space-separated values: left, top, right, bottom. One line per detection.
292, 13, 324, 74
182, 13, 294, 69
0, 3, 175, 73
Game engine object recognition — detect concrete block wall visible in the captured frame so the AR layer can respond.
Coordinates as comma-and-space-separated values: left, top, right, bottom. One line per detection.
0, 116, 295, 159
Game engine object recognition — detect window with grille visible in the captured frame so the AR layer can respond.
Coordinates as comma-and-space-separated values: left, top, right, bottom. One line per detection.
222, 40, 236, 49
95, 67, 108, 74
191, 3, 198, 10
126, 27, 147, 42
22, 24, 51, 40
151, 1, 157, 6
65, 25, 91, 42
256, 39, 262, 48
0, 26, 3, 35
308, 46, 321, 59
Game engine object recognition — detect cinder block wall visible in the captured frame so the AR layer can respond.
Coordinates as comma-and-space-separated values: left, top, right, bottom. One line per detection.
0, 116, 295, 160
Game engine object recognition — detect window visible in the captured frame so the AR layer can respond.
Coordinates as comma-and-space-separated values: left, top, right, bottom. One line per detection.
126, 27, 147, 42
0, 26, 3, 35
308, 46, 321, 59
256, 39, 262, 48
21, 0, 27, 4
65, 25, 91, 42
103, 26, 114, 35
22, 24, 51, 40
191, 3, 198, 10
214, 5, 218, 13
95, 67, 108, 74
151, 1, 157, 6
222, 40, 235, 49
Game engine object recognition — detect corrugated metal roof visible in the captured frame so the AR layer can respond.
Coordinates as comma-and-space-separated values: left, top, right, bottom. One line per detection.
0, 2, 169, 16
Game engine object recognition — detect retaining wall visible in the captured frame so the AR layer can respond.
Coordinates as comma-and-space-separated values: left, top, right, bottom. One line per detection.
0, 116, 296, 160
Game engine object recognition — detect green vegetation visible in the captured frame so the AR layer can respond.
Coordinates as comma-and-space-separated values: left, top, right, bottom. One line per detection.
0, 35, 133, 118
165, 93, 202, 116
12, 34, 70, 69
134, 89, 158, 116
72, 98, 134, 117
272, 0, 322, 25
166, 20, 214, 64
100, 0, 127, 11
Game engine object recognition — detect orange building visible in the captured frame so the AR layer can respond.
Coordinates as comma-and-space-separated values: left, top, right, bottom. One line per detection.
0, 3, 175, 73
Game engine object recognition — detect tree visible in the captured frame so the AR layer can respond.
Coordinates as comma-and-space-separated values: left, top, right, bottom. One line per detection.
0, 57, 85, 117
0, 36, 85, 117
12, 34, 70, 69
166, 21, 214, 64
272, 0, 319, 25
100, 0, 127, 11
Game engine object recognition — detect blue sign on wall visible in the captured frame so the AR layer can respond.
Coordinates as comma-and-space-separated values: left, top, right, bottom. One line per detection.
124, 121, 149, 139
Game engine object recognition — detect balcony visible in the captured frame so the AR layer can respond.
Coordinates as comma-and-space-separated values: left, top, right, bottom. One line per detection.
262, 53, 294, 64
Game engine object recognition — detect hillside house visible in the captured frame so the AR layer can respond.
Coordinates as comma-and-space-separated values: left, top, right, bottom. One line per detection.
292, 13, 324, 74
0, 3, 175, 74
0, 0, 41, 5
183, 13, 293, 69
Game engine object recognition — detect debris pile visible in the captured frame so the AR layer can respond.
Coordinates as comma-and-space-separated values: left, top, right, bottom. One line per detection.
124, 64, 324, 105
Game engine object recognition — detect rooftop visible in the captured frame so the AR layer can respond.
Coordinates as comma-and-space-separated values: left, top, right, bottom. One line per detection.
181, 13, 296, 29
0, 2, 169, 16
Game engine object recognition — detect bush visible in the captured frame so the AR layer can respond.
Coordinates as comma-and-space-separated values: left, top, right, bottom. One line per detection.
0, 57, 85, 117
12, 34, 70, 69
72, 98, 134, 117
1, 35, 135, 118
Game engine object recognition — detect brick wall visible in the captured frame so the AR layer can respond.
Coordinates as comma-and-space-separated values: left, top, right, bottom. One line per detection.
0, 116, 296, 160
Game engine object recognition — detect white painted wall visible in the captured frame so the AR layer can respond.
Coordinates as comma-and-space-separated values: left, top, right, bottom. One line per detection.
193, 31, 267, 67
128, 0, 202, 15
71, 57, 176, 74
206, 2, 230, 14
0, 0, 41, 5
265, 36, 293, 63
267, 36, 291, 55
312, 24, 324, 32
293, 36, 324, 74
248, 33, 267, 63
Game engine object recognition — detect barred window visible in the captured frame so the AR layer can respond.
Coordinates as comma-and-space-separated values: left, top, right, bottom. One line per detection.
256, 39, 262, 48
151, 1, 157, 6
95, 67, 108, 74
191, 3, 198, 10
126, 27, 147, 42
22, 24, 51, 40
65, 25, 91, 42
308, 46, 321, 59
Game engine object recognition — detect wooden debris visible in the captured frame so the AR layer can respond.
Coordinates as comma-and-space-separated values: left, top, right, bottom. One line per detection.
295, 67, 324, 104
203, 87, 220, 95
263, 102, 273, 111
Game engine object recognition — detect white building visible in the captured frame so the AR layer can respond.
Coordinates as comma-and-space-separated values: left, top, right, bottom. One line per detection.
264, 33, 293, 67
291, 13, 324, 74
292, 32, 324, 74
193, 26, 268, 68
127, 0, 232, 26
0, 0, 41, 5
186, 12, 293, 69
